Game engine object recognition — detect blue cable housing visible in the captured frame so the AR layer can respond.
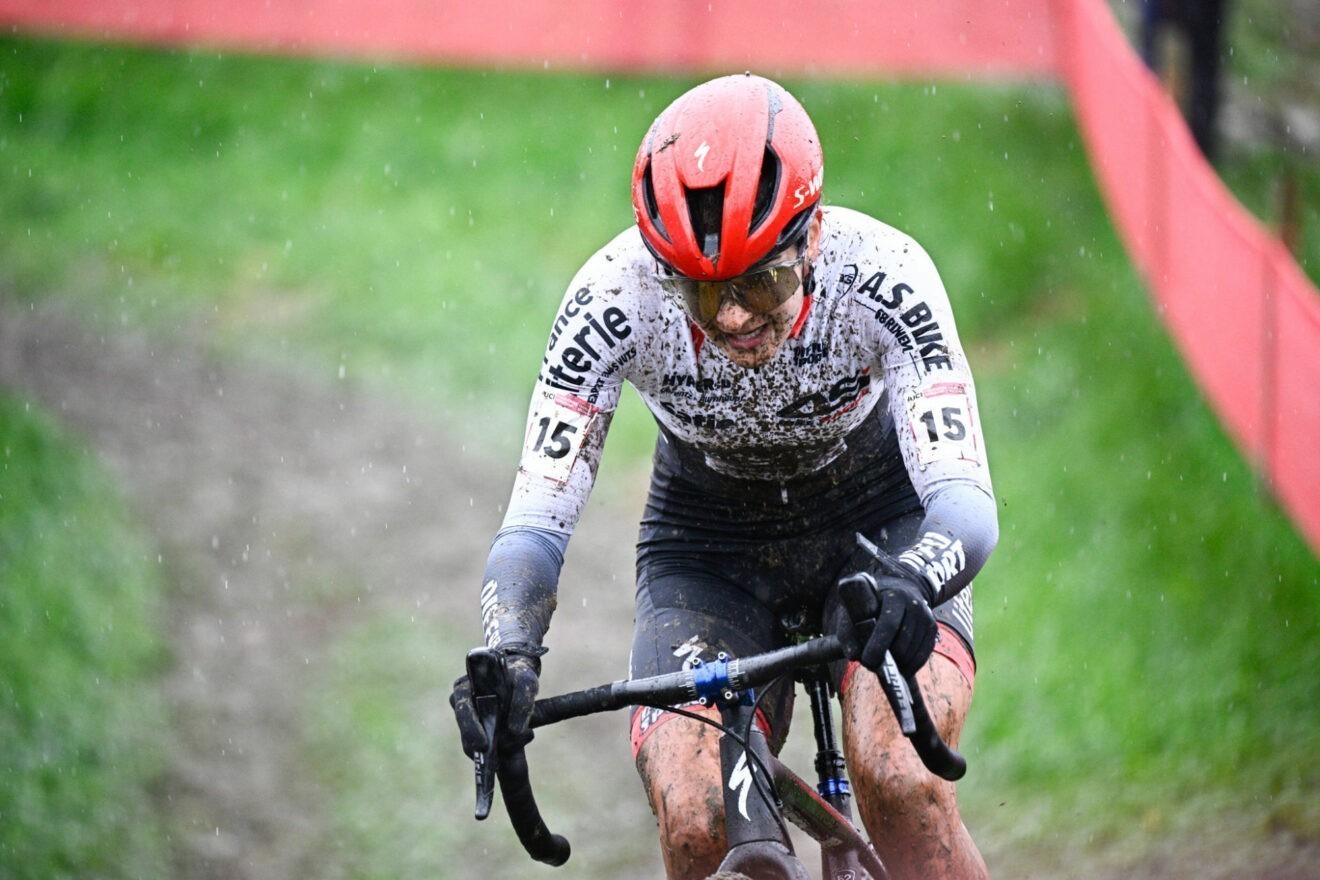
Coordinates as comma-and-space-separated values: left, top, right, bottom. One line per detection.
818, 778, 852, 799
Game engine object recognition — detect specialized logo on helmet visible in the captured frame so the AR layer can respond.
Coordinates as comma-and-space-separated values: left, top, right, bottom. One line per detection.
631, 74, 824, 279
793, 165, 824, 209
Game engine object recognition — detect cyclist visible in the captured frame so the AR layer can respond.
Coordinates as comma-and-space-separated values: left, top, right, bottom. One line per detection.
452, 73, 997, 880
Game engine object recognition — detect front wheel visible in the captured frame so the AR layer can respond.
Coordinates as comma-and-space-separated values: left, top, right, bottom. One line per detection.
713, 839, 812, 880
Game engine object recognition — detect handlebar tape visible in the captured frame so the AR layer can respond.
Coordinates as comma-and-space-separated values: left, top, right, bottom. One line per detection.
530, 682, 620, 728
497, 746, 571, 866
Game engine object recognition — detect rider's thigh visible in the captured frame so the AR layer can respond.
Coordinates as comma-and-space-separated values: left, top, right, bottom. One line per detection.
635, 710, 727, 880
840, 650, 990, 878
839, 650, 973, 817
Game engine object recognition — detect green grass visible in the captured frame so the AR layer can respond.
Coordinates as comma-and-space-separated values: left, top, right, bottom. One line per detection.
1, 33, 1317, 877
0, 39, 668, 457
301, 611, 468, 880
963, 273, 1320, 856
0, 395, 171, 879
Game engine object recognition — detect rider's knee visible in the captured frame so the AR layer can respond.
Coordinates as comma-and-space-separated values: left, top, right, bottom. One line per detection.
658, 799, 725, 867
650, 774, 726, 874
854, 743, 957, 826
636, 717, 727, 873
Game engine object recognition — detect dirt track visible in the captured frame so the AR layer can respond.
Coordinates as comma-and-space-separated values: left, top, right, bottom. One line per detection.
2, 297, 1316, 880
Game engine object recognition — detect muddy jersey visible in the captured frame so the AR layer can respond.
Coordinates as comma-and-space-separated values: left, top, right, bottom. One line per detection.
507, 206, 989, 520
484, 207, 996, 650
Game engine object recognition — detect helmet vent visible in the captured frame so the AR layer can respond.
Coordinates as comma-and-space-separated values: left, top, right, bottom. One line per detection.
750, 146, 781, 234
685, 184, 724, 262
640, 161, 670, 243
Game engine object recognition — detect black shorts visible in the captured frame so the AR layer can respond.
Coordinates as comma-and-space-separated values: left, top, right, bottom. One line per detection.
629, 408, 975, 750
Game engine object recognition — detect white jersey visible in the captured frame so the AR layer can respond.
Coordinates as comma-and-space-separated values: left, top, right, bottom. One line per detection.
503, 206, 991, 538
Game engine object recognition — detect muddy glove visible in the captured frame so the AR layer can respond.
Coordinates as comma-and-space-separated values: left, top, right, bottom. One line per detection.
835, 570, 937, 677
449, 644, 545, 757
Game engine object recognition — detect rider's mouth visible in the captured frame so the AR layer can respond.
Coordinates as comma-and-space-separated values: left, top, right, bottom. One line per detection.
722, 324, 772, 351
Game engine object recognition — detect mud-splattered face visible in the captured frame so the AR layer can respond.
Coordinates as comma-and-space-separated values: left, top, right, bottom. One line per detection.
702, 213, 823, 369
703, 275, 804, 368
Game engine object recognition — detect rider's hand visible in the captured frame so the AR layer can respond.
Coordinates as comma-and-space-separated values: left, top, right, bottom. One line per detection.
834, 570, 937, 677
449, 645, 543, 756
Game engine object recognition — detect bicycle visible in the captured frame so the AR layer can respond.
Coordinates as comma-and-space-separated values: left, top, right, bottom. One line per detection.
463, 575, 967, 880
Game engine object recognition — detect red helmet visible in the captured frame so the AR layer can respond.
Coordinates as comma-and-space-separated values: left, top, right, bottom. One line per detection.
632, 73, 824, 280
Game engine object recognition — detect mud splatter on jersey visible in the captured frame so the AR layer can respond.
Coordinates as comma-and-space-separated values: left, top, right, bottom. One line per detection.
504, 207, 992, 537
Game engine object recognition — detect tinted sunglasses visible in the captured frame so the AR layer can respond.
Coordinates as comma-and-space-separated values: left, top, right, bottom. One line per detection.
656, 254, 806, 326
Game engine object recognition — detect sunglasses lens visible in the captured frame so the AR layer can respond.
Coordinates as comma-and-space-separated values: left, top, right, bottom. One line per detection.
658, 278, 723, 324
658, 256, 803, 325
734, 264, 801, 313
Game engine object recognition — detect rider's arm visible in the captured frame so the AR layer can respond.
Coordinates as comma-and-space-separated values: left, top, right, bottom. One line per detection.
901, 479, 998, 605
480, 525, 569, 649
478, 233, 640, 650
861, 228, 998, 605
480, 372, 617, 654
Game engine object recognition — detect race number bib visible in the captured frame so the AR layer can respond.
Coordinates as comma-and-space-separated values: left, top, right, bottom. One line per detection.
518, 391, 600, 484
905, 382, 980, 467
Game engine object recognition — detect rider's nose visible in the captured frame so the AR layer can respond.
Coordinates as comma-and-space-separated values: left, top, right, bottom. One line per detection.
714, 297, 756, 332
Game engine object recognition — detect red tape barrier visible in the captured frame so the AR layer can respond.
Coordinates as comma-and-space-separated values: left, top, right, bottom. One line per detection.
3, 0, 1316, 553
1055, 0, 1320, 554
0, 0, 1058, 75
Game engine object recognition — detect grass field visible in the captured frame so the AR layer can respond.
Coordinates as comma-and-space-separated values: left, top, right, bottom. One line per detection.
1, 30, 1317, 878
0, 396, 171, 878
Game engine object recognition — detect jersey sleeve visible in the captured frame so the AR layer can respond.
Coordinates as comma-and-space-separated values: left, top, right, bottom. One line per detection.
856, 230, 998, 603
481, 240, 642, 648
501, 252, 638, 536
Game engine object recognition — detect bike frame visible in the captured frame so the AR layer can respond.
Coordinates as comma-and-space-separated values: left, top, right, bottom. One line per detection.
712, 667, 888, 880
465, 634, 965, 879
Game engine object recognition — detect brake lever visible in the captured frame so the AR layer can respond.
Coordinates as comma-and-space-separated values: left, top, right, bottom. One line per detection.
877, 652, 917, 736
875, 652, 967, 781
465, 648, 505, 820
854, 532, 916, 581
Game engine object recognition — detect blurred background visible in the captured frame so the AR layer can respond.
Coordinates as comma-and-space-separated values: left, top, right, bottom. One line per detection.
0, 1, 1316, 878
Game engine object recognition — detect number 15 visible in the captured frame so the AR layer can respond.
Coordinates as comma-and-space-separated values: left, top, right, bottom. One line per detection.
531, 417, 578, 459
919, 407, 966, 443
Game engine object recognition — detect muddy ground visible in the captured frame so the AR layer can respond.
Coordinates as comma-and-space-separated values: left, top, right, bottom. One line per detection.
1, 297, 1316, 879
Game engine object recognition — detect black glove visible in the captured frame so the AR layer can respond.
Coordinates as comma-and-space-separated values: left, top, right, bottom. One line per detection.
450, 644, 544, 758
834, 570, 937, 677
